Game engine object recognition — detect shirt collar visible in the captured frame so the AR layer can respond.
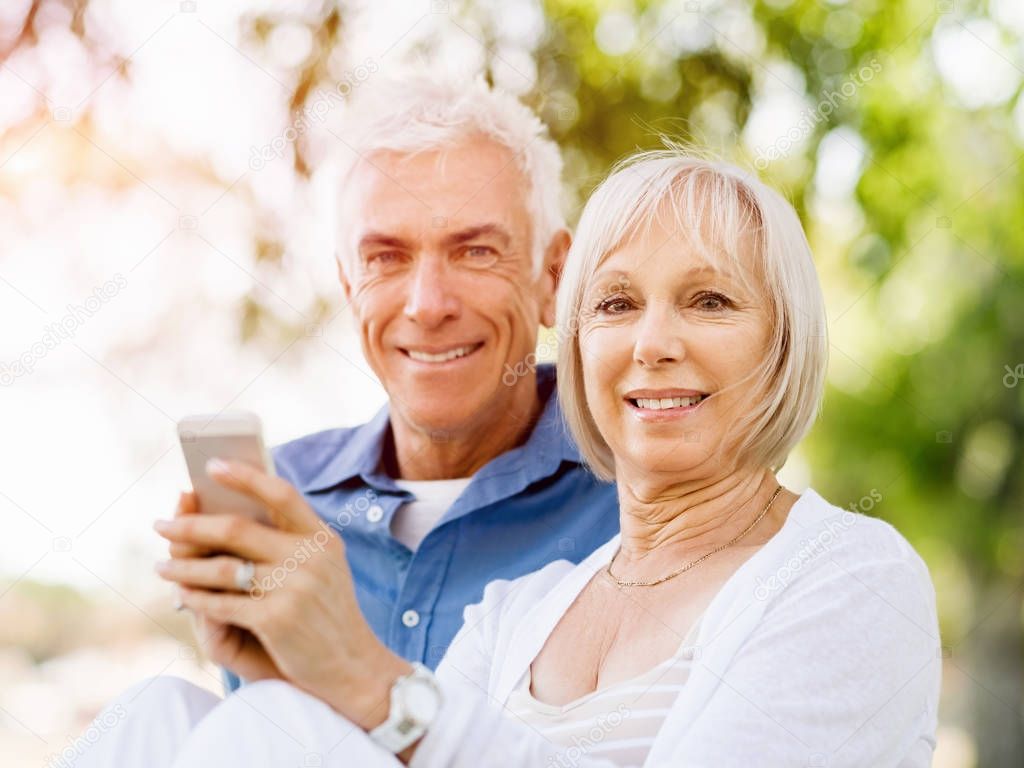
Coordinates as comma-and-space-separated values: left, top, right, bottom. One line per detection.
298, 364, 580, 493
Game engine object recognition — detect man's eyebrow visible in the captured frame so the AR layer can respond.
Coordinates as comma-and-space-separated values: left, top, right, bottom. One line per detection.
358, 232, 412, 251
440, 224, 511, 249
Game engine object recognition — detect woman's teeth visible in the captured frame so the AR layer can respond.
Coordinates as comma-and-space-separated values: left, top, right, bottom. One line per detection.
633, 396, 705, 410
406, 345, 477, 363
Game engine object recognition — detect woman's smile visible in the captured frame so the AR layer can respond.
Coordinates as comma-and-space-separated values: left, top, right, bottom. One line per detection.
623, 389, 711, 421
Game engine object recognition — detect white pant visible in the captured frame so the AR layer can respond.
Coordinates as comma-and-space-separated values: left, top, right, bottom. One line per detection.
66, 676, 404, 768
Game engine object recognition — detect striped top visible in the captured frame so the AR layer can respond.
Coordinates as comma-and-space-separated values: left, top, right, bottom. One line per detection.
504, 614, 704, 767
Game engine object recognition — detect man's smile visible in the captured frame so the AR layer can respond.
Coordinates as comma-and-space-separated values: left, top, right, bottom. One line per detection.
398, 341, 485, 364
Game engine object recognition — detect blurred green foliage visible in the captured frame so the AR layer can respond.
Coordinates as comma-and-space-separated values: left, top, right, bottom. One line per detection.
492, 1, 1024, 760
522, 0, 1023, 588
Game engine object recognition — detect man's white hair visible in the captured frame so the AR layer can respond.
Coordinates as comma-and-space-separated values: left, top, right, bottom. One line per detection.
328, 75, 566, 276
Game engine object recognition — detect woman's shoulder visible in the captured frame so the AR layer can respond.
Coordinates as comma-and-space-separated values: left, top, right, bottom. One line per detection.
766, 487, 936, 606
792, 488, 927, 564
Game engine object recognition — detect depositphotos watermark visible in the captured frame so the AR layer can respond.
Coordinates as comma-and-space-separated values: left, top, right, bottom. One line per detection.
1003, 363, 1023, 388
46, 703, 126, 768
753, 510, 856, 600
249, 58, 379, 171
545, 704, 631, 768
334, 488, 379, 529
1, 273, 128, 387
754, 59, 881, 169
752, 490, 884, 601
247, 488, 379, 598
250, 526, 332, 600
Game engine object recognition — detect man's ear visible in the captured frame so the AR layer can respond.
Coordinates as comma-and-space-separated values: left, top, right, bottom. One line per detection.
539, 229, 571, 328
336, 253, 352, 303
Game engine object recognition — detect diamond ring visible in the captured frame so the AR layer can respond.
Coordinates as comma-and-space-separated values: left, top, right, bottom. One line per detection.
234, 560, 256, 592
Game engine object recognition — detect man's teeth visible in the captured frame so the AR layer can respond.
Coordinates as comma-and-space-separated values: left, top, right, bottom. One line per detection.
634, 396, 704, 410
407, 345, 476, 363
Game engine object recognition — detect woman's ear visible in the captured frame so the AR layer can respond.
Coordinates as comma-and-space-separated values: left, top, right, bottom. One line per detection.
540, 229, 571, 328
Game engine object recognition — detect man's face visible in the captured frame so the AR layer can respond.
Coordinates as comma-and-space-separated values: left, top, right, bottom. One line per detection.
338, 134, 562, 437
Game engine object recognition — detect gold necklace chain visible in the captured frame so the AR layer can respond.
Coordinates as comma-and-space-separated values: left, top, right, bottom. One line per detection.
606, 485, 783, 588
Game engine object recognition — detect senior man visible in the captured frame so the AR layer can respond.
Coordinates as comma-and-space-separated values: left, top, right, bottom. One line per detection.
162, 77, 619, 697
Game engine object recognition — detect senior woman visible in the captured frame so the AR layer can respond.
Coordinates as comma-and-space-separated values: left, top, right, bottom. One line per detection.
73, 150, 940, 768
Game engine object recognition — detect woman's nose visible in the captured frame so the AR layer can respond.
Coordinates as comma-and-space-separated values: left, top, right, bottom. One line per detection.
632, 301, 686, 368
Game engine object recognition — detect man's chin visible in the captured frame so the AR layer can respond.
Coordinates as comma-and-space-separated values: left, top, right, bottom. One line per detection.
391, 398, 480, 439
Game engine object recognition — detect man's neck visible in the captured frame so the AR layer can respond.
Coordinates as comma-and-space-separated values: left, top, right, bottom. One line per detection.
389, 374, 546, 480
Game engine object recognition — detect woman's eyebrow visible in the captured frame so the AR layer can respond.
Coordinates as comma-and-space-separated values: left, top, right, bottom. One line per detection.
591, 269, 632, 285
682, 264, 733, 280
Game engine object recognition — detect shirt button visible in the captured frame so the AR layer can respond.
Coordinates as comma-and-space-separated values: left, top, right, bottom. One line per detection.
401, 609, 420, 628
366, 504, 384, 523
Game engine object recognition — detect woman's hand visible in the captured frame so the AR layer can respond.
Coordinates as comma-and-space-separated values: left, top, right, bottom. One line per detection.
155, 461, 410, 729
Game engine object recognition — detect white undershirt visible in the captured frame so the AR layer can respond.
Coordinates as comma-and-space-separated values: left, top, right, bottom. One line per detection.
505, 613, 705, 766
390, 477, 473, 551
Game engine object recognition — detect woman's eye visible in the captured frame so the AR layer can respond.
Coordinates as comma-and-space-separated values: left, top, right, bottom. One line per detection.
596, 296, 634, 314
695, 292, 730, 311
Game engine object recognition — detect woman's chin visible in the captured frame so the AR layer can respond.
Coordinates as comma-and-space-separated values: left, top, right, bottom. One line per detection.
615, 439, 714, 477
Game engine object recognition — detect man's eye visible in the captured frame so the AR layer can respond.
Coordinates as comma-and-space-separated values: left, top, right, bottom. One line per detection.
366, 251, 403, 267
457, 245, 499, 268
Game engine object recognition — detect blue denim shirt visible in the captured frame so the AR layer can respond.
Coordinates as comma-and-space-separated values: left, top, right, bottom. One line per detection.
224, 365, 619, 692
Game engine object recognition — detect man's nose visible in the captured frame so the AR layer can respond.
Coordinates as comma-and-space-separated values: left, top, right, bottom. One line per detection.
633, 301, 686, 368
403, 257, 461, 328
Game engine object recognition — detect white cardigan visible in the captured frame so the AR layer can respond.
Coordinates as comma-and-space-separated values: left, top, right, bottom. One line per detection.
411, 489, 941, 768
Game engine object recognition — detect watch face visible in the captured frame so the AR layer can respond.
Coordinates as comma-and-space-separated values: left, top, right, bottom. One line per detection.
404, 679, 441, 723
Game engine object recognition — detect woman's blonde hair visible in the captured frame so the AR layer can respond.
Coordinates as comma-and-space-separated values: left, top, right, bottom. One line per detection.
557, 148, 828, 480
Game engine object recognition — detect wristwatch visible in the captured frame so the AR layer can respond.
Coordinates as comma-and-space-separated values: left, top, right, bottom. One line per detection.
368, 662, 443, 753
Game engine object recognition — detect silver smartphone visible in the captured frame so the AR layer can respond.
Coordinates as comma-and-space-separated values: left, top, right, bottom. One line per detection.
177, 411, 275, 524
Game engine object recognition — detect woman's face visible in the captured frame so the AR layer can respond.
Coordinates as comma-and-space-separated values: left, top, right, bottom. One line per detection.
578, 214, 772, 481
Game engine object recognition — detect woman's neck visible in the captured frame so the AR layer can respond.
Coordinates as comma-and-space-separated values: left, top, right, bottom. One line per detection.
613, 468, 779, 575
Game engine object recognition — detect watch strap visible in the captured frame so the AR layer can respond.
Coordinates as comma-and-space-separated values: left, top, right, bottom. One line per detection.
368, 662, 441, 754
